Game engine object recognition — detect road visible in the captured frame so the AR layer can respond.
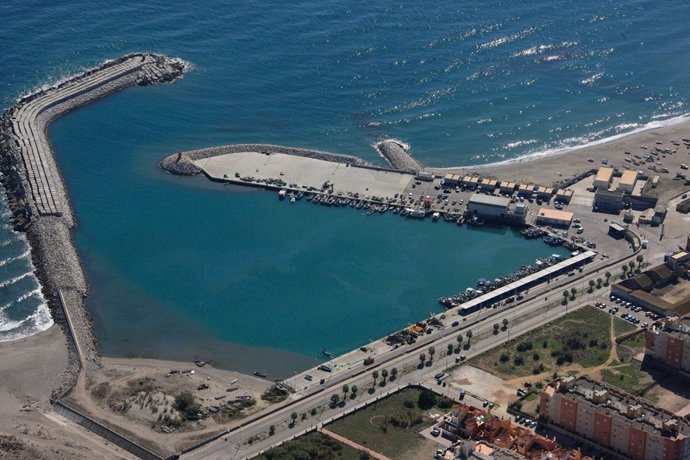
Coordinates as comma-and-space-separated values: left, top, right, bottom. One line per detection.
182, 248, 637, 460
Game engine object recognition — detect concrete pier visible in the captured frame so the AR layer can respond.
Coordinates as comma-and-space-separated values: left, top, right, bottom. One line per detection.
194, 150, 414, 199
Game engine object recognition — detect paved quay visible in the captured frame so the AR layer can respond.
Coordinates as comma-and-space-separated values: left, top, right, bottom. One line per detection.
195, 151, 414, 200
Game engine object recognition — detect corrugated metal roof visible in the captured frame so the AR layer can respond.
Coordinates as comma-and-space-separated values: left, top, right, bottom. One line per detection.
468, 193, 510, 208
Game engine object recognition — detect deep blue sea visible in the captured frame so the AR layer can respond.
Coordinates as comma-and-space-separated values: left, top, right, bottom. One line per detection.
1, 0, 689, 375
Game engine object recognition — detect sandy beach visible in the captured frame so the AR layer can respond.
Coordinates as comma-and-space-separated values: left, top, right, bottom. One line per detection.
431, 116, 690, 201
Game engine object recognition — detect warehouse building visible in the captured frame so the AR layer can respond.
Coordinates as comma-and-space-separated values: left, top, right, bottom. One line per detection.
467, 194, 510, 218
617, 169, 639, 193
593, 166, 614, 189
535, 208, 574, 228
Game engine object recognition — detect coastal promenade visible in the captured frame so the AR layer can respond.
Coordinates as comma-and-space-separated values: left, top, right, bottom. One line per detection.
181, 238, 639, 459
0, 53, 187, 394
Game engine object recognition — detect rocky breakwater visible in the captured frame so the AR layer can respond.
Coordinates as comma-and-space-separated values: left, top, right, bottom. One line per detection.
0, 53, 188, 395
375, 139, 424, 174
160, 143, 372, 176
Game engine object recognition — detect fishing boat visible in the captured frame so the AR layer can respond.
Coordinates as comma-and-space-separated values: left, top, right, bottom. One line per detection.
278, 189, 287, 200
322, 349, 333, 358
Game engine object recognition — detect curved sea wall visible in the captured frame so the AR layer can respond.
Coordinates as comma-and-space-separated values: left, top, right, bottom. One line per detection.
0, 53, 187, 394
160, 143, 372, 176
375, 139, 424, 174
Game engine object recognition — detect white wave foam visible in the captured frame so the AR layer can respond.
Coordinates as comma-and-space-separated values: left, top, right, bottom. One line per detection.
580, 72, 604, 86
504, 139, 537, 149
0, 313, 24, 332
436, 113, 690, 170
0, 272, 32, 289
0, 239, 15, 248
0, 249, 30, 268
0, 303, 53, 341
16, 287, 42, 304
374, 138, 411, 151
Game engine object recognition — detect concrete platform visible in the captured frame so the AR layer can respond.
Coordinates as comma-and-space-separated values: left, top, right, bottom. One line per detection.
194, 151, 415, 199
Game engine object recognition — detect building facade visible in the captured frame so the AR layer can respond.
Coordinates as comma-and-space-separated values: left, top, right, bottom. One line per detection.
539, 376, 690, 460
645, 318, 690, 376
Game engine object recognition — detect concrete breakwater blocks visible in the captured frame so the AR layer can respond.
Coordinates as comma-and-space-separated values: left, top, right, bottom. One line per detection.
0, 53, 187, 392
2, 53, 186, 221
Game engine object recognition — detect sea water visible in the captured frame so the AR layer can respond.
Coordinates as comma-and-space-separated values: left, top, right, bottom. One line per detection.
1, 0, 689, 373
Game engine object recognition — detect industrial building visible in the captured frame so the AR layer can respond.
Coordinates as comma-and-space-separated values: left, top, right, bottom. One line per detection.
443, 173, 461, 187
499, 181, 516, 195
594, 189, 625, 214
539, 376, 690, 460
594, 166, 614, 189
611, 254, 690, 317
535, 208, 573, 228
517, 183, 535, 197
644, 316, 690, 378
555, 188, 574, 204
618, 169, 639, 193
462, 175, 480, 189
467, 194, 510, 218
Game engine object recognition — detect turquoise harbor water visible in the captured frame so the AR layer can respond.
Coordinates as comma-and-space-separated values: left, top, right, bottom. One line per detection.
2, 1, 690, 374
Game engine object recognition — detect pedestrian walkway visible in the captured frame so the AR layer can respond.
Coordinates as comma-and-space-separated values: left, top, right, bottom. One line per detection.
318, 428, 392, 460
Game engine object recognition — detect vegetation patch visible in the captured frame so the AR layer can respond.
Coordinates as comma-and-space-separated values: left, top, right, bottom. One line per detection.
470, 306, 612, 379
327, 388, 441, 459
256, 431, 361, 460
261, 385, 289, 404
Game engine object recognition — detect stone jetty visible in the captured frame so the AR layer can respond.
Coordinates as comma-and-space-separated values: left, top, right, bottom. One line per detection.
0, 53, 187, 394
375, 139, 424, 173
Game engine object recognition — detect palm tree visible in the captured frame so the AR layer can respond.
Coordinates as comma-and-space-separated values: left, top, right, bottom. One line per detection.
588, 279, 595, 292
622, 265, 628, 278
502, 318, 509, 328
493, 323, 500, 334
372, 370, 379, 386
330, 394, 340, 407
447, 343, 454, 356
350, 384, 358, 397
419, 353, 426, 367
636, 254, 644, 270
604, 271, 611, 286
456, 335, 463, 347
390, 368, 398, 381
466, 330, 473, 342
428, 346, 435, 361
570, 287, 576, 300
290, 411, 298, 425
596, 277, 603, 288
562, 290, 569, 303
342, 384, 349, 399
381, 369, 388, 385
628, 261, 635, 273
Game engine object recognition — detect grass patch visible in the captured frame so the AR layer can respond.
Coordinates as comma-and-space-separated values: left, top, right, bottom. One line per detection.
469, 306, 612, 379
256, 431, 361, 460
327, 388, 438, 459
613, 316, 637, 336
600, 364, 653, 396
